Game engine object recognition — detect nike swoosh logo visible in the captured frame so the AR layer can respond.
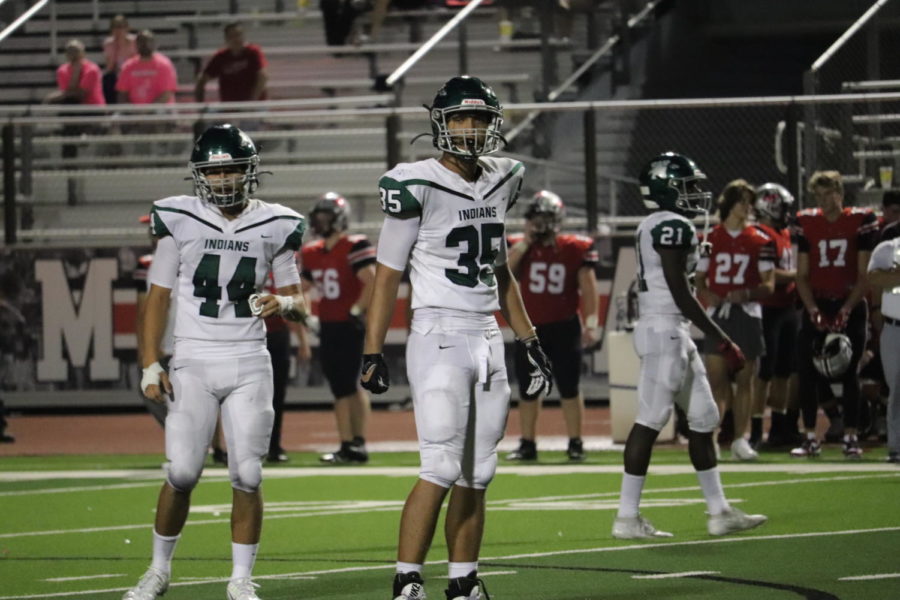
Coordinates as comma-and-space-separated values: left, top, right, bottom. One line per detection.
173, 366, 186, 371
438, 345, 454, 350
261, 234, 272, 238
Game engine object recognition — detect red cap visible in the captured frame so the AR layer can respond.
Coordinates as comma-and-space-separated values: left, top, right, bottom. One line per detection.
139, 214, 151, 224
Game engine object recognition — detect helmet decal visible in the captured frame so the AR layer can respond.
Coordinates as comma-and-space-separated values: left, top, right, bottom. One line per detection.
639, 151, 712, 218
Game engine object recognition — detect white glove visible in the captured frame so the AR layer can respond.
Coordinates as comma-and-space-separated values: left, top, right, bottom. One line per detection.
140, 361, 165, 394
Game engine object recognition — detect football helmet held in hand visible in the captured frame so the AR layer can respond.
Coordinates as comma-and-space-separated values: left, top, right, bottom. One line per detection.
639, 151, 712, 217
812, 332, 852, 379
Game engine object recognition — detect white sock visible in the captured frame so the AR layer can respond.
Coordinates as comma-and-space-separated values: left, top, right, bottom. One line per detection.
230, 542, 259, 580
448, 561, 477, 579
396, 562, 423, 575
616, 472, 645, 518
696, 468, 730, 516
150, 530, 180, 574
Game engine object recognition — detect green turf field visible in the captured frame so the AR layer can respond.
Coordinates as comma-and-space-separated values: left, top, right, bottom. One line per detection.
2, 449, 899, 599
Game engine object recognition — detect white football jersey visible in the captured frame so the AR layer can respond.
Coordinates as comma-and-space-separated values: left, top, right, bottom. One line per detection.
634, 210, 699, 317
149, 195, 305, 343
378, 157, 524, 313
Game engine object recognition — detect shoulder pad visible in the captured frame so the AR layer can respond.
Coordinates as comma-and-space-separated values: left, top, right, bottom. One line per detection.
378, 175, 423, 220
650, 218, 694, 248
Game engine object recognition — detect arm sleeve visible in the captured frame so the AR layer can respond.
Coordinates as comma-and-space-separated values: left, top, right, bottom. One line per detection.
758, 239, 776, 272
376, 216, 419, 271
348, 238, 377, 271
147, 236, 179, 289
868, 240, 895, 272
272, 248, 302, 288
494, 239, 508, 266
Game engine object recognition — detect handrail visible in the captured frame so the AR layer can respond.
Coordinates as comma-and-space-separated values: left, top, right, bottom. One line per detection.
0, 0, 50, 45
810, 0, 891, 73
505, 0, 664, 143
386, 0, 486, 87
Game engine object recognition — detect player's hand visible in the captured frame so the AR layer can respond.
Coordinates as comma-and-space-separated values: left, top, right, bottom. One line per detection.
141, 361, 171, 403
360, 353, 390, 394
522, 337, 553, 399
809, 308, 828, 331
581, 325, 602, 349
716, 339, 746, 375
249, 293, 308, 322
829, 307, 850, 332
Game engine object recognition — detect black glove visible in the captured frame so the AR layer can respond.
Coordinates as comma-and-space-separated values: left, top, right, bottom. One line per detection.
522, 337, 553, 399
360, 353, 390, 394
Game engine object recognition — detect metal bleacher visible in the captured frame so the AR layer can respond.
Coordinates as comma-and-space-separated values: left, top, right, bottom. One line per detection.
1, 0, 572, 242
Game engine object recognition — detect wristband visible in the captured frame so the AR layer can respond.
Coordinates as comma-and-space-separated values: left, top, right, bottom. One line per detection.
141, 361, 165, 394
516, 328, 538, 343
585, 314, 599, 330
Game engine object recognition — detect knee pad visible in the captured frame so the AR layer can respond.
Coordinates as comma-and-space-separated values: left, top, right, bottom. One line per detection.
686, 402, 720, 433
419, 444, 461, 489
468, 452, 497, 489
165, 462, 202, 493
229, 456, 263, 493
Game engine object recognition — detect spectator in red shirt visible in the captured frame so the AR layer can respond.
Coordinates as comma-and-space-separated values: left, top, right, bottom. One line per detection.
116, 30, 177, 105
194, 23, 268, 103
102, 14, 137, 104
44, 39, 105, 106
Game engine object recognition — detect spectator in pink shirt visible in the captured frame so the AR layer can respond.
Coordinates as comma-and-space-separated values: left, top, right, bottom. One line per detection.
102, 14, 137, 104
44, 39, 105, 106
116, 30, 177, 105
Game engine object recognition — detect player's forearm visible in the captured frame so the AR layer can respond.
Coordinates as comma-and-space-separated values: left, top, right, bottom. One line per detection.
363, 263, 403, 353
506, 240, 529, 274
578, 267, 599, 323
867, 269, 900, 288
497, 265, 535, 339
773, 268, 795, 286
139, 292, 169, 367
796, 275, 817, 313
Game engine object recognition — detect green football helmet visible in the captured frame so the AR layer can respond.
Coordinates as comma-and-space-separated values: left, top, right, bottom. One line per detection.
429, 75, 505, 158
189, 124, 259, 208
639, 151, 712, 217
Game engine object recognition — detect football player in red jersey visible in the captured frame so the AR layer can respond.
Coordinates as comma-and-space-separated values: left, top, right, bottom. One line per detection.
300, 192, 376, 463
505, 191, 600, 462
791, 170, 879, 458
751, 183, 801, 448
695, 180, 775, 461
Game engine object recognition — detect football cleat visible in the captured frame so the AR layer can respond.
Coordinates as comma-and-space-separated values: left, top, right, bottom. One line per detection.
226, 577, 261, 600
122, 567, 168, 600
708, 507, 767, 536
566, 438, 585, 461
320, 443, 368, 464
612, 514, 673, 539
505, 439, 537, 461
886, 451, 900, 463
445, 571, 489, 600
790, 438, 821, 458
393, 571, 426, 600
730, 438, 758, 461
842, 438, 863, 459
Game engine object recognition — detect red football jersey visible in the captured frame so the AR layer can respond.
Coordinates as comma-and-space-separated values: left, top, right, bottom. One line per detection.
699, 224, 776, 298
792, 207, 879, 298
756, 224, 796, 308
508, 233, 598, 325
301, 234, 376, 322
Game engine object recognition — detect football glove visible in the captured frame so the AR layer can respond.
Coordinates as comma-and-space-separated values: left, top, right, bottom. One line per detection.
360, 353, 390, 394
522, 337, 553, 399
717, 339, 746, 375
829, 307, 850, 332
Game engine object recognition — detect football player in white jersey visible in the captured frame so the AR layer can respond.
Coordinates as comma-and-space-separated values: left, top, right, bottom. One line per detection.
124, 124, 308, 600
612, 152, 768, 540
360, 76, 553, 600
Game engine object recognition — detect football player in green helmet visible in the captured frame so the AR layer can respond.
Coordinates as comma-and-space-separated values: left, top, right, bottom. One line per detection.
427, 75, 506, 160
639, 151, 713, 217
189, 123, 260, 211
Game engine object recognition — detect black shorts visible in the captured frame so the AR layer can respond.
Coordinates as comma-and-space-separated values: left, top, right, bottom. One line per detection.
702, 304, 765, 360
758, 304, 799, 380
319, 319, 365, 399
515, 315, 582, 399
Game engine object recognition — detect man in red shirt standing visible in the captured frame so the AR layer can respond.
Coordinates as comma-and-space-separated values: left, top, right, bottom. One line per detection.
300, 193, 376, 463
791, 170, 879, 458
695, 180, 776, 461
506, 191, 600, 461
195, 23, 268, 103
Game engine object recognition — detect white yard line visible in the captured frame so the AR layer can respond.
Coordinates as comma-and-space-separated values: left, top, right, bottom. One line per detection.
1, 526, 898, 599
42, 575, 124, 582
632, 571, 719, 579
838, 573, 900, 581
